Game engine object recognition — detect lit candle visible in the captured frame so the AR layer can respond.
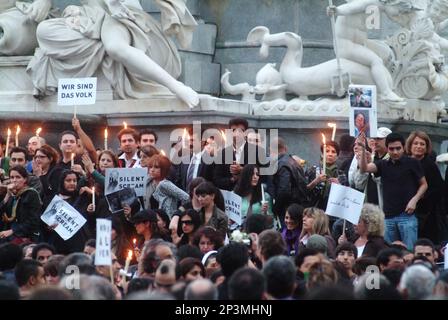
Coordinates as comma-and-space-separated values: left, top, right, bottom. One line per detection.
104, 128, 108, 150
121, 250, 133, 286
71, 153, 75, 167
328, 123, 337, 141
221, 130, 227, 145
182, 128, 188, 149
15, 125, 20, 147
261, 183, 266, 203
321, 133, 327, 174
160, 149, 166, 156
5, 128, 11, 158
123, 122, 127, 129
132, 238, 137, 249
92, 186, 95, 207
36, 127, 42, 138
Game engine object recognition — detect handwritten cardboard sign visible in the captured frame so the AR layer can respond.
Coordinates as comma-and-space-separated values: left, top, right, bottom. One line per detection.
326, 183, 365, 225
95, 219, 112, 266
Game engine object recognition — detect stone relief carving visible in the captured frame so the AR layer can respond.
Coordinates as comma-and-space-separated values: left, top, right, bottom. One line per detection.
223, 0, 448, 122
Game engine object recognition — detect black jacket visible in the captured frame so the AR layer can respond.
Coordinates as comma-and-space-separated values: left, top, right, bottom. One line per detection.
213, 143, 268, 191
0, 188, 42, 241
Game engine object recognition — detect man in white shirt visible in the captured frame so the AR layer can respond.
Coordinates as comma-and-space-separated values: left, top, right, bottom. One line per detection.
117, 128, 141, 168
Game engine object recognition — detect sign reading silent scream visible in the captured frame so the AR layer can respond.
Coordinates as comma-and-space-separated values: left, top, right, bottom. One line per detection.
58, 77, 97, 106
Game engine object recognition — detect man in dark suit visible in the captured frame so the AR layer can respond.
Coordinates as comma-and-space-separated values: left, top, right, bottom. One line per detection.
213, 118, 268, 191
176, 131, 215, 191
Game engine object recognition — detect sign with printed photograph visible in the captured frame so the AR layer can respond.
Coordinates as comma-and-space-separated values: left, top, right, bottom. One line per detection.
105, 168, 147, 196
105, 187, 140, 214
41, 195, 87, 241
348, 84, 378, 138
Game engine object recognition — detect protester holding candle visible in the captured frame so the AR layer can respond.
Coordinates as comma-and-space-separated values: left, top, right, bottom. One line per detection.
233, 164, 273, 227
306, 140, 341, 210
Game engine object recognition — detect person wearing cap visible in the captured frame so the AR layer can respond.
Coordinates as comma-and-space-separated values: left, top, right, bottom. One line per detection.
358, 132, 428, 250
349, 127, 392, 209
130, 209, 166, 244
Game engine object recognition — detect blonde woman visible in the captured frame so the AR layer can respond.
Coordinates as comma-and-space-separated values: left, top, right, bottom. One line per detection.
339, 203, 388, 258
299, 207, 336, 258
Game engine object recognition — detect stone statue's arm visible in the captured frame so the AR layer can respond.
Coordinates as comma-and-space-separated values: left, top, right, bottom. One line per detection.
23, 0, 52, 23
328, 0, 380, 16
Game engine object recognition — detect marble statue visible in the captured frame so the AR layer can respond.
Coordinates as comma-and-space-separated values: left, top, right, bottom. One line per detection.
25, 0, 200, 108
0, 0, 51, 55
247, 26, 376, 97
221, 69, 255, 102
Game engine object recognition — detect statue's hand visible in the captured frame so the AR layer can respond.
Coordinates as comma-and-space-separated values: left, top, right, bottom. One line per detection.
25, 0, 52, 23
326, 5, 338, 17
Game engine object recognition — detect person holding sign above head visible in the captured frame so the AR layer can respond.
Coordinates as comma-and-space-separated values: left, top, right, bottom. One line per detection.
43, 170, 90, 254
0, 166, 42, 245
358, 132, 428, 250
233, 164, 273, 228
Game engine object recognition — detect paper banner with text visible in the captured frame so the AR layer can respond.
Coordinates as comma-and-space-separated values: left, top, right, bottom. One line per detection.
325, 183, 365, 225
41, 195, 87, 241
221, 190, 242, 226
95, 219, 112, 266
58, 77, 97, 106
105, 168, 148, 196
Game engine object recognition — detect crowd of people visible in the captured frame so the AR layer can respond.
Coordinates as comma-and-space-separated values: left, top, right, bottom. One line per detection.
0, 116, 447, 300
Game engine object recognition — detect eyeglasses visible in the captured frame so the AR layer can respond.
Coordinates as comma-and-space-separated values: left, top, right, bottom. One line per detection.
181, 220, 194, 225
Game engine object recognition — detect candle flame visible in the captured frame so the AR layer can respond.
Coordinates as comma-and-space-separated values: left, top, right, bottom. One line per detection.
123, 122, 127, 129
36, 128, 42, 136
71, 153, 75, 159
7, 128, 11, 136
104, 128, 108, 139
221, 130, 226, 142
16, 125, 20, 135
327, 123, 336, 128
92, 186, 95, 193
160, 149, 166, 156
132, 238, 136, 245
321, 133, 326, 145
127, 250, 133, 259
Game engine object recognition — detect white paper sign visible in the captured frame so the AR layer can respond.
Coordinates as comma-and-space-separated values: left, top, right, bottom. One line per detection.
58, 77, 97, 106
41, 195, 87, 241
326, 183, 365, 225
348, 84, 378, 138
105, 168, 148, 196
444, 244, 448, 270
95, 219, 112, 266
221, 190, 242, 226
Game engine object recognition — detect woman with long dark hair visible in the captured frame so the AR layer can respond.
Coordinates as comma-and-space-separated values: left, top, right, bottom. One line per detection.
173, 209, 201, 247
233, 164, 273, 226
44, 170, 91, 254
282, 203, 303, 256
0, 166, 42, 244
195, 182, 228, 237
